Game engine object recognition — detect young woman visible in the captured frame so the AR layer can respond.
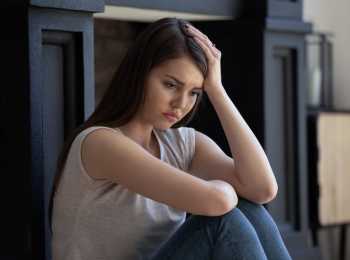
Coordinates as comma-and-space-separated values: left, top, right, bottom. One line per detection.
49, 17, 292, 260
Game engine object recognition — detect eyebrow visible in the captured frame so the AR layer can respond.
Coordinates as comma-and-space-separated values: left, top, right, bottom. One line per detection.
165, 74, 203, 90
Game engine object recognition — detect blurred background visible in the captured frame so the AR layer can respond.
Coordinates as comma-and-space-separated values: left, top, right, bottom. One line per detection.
2, 0, 349, 259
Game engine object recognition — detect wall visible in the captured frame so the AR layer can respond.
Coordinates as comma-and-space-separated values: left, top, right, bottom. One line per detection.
304, 2, 350, 259
94, 19, 141, 105
304, 0, 350, 110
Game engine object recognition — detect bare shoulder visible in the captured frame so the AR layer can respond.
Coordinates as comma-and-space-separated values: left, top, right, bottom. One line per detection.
82, 127, 124, 147
81, 127, 127, 180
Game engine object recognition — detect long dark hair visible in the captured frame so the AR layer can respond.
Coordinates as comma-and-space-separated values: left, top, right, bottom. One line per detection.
48, 17, 208, 234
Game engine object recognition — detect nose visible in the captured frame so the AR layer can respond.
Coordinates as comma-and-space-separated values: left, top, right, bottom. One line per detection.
171, 93, 190, 110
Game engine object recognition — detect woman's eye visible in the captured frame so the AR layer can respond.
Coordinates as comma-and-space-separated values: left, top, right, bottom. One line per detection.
165, 82, 176, 88
191, 92, 200, 97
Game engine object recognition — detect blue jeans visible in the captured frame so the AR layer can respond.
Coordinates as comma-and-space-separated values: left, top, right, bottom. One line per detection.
149, 197, 292, 260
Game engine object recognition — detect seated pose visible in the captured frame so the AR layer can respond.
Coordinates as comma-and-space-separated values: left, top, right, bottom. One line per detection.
49, 17, 292, 260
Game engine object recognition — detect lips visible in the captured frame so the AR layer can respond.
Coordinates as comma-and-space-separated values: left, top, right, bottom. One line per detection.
163, 113, 178, 122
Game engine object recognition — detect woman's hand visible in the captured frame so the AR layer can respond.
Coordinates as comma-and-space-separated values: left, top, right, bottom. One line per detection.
184, 24, 225, 96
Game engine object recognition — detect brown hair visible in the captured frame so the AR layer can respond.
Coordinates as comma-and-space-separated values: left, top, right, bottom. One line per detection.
48, 17, 208, 234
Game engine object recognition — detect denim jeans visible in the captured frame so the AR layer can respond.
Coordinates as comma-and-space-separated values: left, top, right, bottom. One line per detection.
149, 197, 292, 260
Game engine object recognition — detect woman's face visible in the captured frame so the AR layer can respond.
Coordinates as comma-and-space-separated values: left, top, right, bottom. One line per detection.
139, 55, 204, 129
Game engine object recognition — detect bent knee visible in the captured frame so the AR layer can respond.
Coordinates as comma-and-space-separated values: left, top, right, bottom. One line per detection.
202, 208, 258, 231
218, 208, 262, 241
237, 198, 267, 213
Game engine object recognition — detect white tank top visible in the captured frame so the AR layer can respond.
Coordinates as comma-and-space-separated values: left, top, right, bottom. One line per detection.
51, 126, 196, 260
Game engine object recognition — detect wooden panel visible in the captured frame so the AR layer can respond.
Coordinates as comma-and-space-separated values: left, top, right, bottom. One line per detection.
266, 47, 297, 228
42, 31, 84, 138
41, 31, 85, 259
317, 113, 350, 225
105, 0, 242, 17
265, 46, 300, 234
265, 17, 312, 33
264, 29, 318, 258
30, 0, 104, 12
268, 0, 302, 19
28, 8, 95, 260
41, 43, 65, 260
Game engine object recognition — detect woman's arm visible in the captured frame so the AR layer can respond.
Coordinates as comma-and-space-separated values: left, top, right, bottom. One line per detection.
206, 86, 278, 203
186, 24, 278, 203
82, 128, 236, 216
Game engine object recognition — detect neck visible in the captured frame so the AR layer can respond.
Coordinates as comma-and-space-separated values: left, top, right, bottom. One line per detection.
117, 122, 154, 150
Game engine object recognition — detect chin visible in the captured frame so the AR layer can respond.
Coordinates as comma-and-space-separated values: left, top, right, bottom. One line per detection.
155, 121, 176, 130
158, 124, 173, 130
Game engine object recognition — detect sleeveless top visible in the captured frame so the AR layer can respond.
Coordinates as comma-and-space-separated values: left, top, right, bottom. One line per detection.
51, 126, 196, 260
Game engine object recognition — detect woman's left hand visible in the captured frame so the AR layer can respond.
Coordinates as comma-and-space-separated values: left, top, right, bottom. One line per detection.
185, 24, 225, 95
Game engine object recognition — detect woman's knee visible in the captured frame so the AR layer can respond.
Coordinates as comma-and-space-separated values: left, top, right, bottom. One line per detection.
237, 197, 265, 211
196, 207, 261, 241
237, 198, 272, 221
237, 197, 281, 236
220, 207, 258, 231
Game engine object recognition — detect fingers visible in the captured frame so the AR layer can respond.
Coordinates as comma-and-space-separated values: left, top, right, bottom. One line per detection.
186, 24, 210, 42
184, 24, 221, 60
196, 36, 221, 59
192, 36, 216, 61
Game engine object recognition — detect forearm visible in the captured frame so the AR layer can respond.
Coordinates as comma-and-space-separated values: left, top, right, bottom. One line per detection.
207, 86, 278, 203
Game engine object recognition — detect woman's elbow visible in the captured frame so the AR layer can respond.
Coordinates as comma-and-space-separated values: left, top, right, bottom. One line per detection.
255, 183, 278, 204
